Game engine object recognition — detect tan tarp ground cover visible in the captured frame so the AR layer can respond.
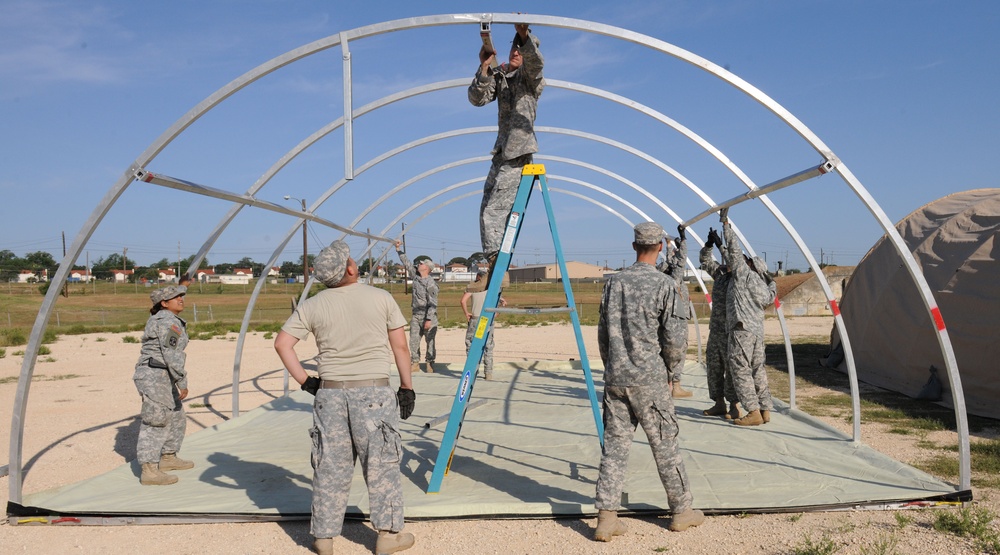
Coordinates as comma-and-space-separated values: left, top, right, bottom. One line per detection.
15, 361, 960, 521
838, 188, 1000, 418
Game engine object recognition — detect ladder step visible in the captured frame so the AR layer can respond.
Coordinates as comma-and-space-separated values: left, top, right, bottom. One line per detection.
485, 306, 575, 314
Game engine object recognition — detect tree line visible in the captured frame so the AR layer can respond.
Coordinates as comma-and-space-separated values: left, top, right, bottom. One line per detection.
0, 249, 470, 283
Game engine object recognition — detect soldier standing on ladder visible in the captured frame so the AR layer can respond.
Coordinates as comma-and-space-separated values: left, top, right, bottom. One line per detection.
468, 21, 544, 270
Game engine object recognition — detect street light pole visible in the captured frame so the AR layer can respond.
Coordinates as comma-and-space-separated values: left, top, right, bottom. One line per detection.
284, 196, 308, 285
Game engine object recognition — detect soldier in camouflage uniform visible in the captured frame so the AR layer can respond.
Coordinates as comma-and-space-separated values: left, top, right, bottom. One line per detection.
593, 222, 705, 542
468, 23, 544, 259
275, 240, 416, 555
461, 267, 506, 380
133, 285, 194, 486
721, 209, 778, 427
658, 225, 693, 398
396, 242, 438, 372
699, 228, 741, 420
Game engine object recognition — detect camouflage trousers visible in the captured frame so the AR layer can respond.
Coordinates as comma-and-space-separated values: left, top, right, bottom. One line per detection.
480, 153, 532, 253
728, 329, 773, 413
409, 314, 437, 363
310, 387, 405, 539
664, 316, 689, 383
133, 367, 186, 464
464, 317, 495, 377
595, 381, 693, 513
705, 329, 737, 402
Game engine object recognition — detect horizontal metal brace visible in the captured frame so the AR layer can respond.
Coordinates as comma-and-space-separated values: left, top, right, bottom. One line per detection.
486, 306, 575, 314
133, 168, 392, 243
683, 159, 838, 227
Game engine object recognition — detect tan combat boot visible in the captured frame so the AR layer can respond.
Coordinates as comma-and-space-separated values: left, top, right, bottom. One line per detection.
140, 463, 178, 485
375, 531, 415, 554
425, 361, 435, 373
671, 382, 693, 398
410, 361, 419, 373
593, 509, 627, 542
668, 508, 706, 531
702, 398, 727, 417
159, 453, 194, 471
313, 537, 334, 555
733, 409, 764, 426
726, 402, 741, 420
761, 409, 771, 423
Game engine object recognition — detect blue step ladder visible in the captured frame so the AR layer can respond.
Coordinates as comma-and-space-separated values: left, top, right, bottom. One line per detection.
426, 163, 605, 494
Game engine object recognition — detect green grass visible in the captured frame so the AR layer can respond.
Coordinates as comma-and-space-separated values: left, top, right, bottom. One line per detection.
792, 534, 837, 555
859, 534, 899, 555
933, 507, 1000, 553
122, 335, 139, 343
894, 512, 912, 528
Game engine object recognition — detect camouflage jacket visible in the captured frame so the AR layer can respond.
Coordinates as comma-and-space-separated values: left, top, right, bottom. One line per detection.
699, 244, 731, 334
598, 262, 676, 387
135, 310, 189, 389
468, 31, 544, 161
723, 222, 776, 334
397, 249, 438, 321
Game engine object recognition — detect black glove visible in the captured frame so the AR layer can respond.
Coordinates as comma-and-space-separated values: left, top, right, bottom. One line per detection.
301, 376, 320, 396
707, 228, 721, 249
397, 387, 416, 420
677, 224, 686, 241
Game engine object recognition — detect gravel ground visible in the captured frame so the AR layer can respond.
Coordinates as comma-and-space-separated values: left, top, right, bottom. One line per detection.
2, 317, 997, 554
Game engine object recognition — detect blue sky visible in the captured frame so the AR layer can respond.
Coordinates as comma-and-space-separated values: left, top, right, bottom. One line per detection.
2, 0, 997, 273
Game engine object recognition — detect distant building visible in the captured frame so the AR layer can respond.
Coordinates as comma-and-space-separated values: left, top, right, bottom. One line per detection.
110, 269, 134, 283
772, 266, 855, 316
17, 269, 44, 283
508, 261, 609, 283
268, 266, 281, 277
157, 268, 177, 282
68, 270, 95, 283
194, 268, 215, 282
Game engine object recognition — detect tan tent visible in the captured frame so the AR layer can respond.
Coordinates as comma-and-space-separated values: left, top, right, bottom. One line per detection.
838, 189, 1000, 418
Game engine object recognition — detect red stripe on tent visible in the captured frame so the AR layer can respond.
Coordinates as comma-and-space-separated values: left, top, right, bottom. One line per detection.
931, 307, 946, 331
705, 293, 712, 304
829, 299, 841, 316
774, 297, 782, 309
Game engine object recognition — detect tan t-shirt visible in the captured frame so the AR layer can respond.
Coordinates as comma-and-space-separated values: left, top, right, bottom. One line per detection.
281, 283, 407, 381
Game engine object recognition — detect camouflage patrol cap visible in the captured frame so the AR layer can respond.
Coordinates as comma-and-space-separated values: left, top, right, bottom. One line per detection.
314, 240, 351, 287
419, 259, 436, 271
633, 222, 665, 245
750, 256, 768, 276
150, 285, 187, 304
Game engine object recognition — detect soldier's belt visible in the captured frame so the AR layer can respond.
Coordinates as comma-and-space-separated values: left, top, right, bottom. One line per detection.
320, 378, 390, 389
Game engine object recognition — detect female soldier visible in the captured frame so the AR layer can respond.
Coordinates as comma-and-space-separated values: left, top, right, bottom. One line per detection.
133, 285, 193, 485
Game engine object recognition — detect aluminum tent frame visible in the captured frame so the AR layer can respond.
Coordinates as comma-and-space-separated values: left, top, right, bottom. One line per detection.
8, 13, 969, 507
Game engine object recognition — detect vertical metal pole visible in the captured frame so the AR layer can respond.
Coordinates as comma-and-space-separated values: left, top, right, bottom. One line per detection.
341, 32, 354, 180
301, 199, 309, 286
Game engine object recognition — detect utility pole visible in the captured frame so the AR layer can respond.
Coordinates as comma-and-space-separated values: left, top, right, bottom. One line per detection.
61, 232, 68, 297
